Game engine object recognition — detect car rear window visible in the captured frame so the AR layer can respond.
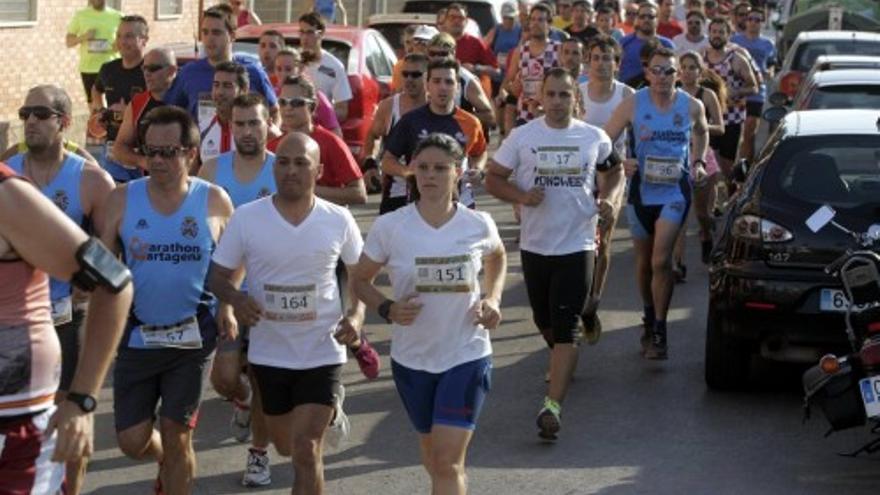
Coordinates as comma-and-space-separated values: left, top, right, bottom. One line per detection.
234, 39, 352, 71
807, 84, 880, 110
403, 1, 495, 35
793, 40, 880, 72
371, 23, 406, 54
776, 137, 880, 208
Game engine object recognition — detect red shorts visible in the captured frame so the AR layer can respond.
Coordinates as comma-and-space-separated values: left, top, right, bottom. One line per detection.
0, 407, 65, 494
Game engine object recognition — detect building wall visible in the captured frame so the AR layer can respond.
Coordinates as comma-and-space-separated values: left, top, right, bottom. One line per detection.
0, 0, 218, 149
254, 0, 408, 25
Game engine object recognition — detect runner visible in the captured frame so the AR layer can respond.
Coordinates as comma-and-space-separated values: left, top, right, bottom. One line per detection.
390, 25, 421, 92
364, 53, 429, 200
258, 30, 286, 85
352, 132, 506, 493
91, 15, 149, 183
209, 132, 364, 495
111, 47, 177, 172
577, 35, 634, 343
731, 7, 775, 163
65, 0, 122, 103
619, 2, 675, 85
703, 17, 756, 191
446, 3, 500, 90
485, 2, 523, 136
273, 48, 341, 137
309, 0, 348, 25
673, 10, 710, 55
299, 12, 352, 120
657, 0, 684, 38
227, 0, 262, 27
595, 5, 626, 41
603, 47, 709, 359
560, 38, 588, 83
485, 67, 623, 440
0, 165, 131, 495
427, 33, 496, 133
99, 106, 235, 494
200, 62, 249, 164
553, 0, 575, 29
6, 84, 117, 495
380, 58, 487, 213
163, 5, 277, 127
566, 0, 599, 45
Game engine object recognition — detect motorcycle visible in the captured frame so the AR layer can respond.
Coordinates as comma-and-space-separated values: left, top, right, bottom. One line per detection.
801, 205, 880, 457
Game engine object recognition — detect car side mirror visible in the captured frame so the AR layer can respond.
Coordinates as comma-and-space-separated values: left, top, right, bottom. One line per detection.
768, 92, 788, 107
806, 205, 836, 233
763, 106, 787, 123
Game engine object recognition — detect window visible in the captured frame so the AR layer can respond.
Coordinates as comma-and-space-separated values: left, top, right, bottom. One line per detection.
156, 0, 182, 19
364, 34, 393, 80
0, 0, 37, 26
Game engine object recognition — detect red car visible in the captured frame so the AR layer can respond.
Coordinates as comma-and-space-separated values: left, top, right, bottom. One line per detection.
235, 24, 397, 160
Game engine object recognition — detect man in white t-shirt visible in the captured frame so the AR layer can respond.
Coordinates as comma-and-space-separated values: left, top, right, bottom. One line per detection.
672, 10, 709, 55
299, 12, 352, 123
485, 67, 624, 441
208, 132, 365, 495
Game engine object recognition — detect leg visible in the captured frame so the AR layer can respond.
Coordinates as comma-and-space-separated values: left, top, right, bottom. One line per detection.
210, 347, 249, 403
290, 404, 335, 495
249, 369, 271, 450
116, 420, 163, 462
158, 418, 196, 495
520, 250, 554, 349
739, 109, 759, 164
547, 252, 593, 404
651, 217, 687, 321
427, 426, 473, 495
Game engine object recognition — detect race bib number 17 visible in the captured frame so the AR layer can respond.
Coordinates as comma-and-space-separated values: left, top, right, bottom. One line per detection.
536, 146, 581, 177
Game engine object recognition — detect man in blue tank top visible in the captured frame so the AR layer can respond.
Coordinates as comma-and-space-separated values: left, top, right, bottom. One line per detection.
9, 84, 116, 495
198, 93, 277, 487
604, 47, 709, 360
99, 106, 235, 494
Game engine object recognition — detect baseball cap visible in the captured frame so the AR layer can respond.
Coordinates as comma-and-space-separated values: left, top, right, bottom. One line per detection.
412, 25, 440, 41
501, 1, 519, 17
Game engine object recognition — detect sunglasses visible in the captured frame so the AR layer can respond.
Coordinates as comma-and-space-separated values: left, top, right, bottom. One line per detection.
649, 65, 678, 76
747, 15, 764, 21
402, 70, 424, 79
18, 106, 62, 121
143, 64, 169, 73
639, 14, 657, 20
140, 145, 189, 158
429, 50, 452, 58
278, 97, 314, 108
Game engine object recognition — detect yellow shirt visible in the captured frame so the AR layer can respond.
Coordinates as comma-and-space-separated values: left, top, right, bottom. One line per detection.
67, 6, 123, 74
552, 16, 572, 30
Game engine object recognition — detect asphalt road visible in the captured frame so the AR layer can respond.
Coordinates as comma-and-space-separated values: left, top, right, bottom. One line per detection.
82, 189, 880, 495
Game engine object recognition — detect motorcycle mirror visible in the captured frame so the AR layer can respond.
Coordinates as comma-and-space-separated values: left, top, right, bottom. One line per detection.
806, 205, 836, 233
868, 224, 880, 241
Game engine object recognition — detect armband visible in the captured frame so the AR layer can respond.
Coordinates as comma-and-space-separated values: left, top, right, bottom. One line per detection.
597, 150, 622, 171
71, 237, 132, 293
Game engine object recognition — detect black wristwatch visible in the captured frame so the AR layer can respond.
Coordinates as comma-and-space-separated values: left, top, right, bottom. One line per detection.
693, 159, 707, 168
66, 392, 97, 413
377, 299, 394, 324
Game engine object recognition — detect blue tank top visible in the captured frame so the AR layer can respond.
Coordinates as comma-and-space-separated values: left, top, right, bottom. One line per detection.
8, 153, 85, 302
630, 89, 692, 206
120, 178, 215, 348
214, 151, 276, 208
492, 23, 522, 56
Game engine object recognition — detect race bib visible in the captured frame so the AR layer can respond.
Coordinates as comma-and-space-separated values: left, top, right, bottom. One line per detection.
197, 92, 216, 127
87, 39, 111, 53
51, 297, 72, 326
415, 255, 474, 293
536, 146, 581, 177
263, 283, 318, 322
140, 316, 202, 349
644, 155, 683, 185
522, 78, 542, 98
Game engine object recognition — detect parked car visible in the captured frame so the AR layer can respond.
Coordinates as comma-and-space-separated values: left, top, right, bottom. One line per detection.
773, 0, 880, 57
705, 109, 880, 390
799, 54, 880, 85
764, 68, 880, 123
403, 0, 505, 35
368, 12, 481, 58
234, 23, 398, 159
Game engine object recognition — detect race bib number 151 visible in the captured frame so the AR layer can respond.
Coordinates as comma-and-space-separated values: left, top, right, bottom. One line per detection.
415, 255, 474, 293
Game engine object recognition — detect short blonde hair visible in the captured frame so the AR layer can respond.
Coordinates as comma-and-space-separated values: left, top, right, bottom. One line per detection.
428, 32, 456, 50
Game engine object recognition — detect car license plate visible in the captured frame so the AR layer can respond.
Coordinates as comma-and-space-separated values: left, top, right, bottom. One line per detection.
860, 376, 880, 419
819, 288, 879, 312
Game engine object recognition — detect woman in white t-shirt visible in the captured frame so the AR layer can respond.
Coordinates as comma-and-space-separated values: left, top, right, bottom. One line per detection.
353, 133, 506, 494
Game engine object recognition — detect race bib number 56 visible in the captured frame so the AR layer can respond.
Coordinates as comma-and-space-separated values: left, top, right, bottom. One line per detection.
264, 283, 318, 322
415, 255, 474, 293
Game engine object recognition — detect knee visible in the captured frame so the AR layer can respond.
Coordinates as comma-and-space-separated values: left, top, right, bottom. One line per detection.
651, 254, 672, 273
291, 436, 320, 468
429, 450, 464, 479
116, 425, 153, 459
210, 360, 241, 398
159, 421, 193, 460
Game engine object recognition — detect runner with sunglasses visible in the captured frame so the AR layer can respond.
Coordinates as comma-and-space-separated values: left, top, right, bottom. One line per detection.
604, 47, 709, 360
272, 47, 341, 137
619, 2, 675, 85
731, 7, 775, 164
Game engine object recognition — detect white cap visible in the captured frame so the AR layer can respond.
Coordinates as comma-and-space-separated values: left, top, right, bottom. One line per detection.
413, 25, 440, 41
501, 1, 519, 17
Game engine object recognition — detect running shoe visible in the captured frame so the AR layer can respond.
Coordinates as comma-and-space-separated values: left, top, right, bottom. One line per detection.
644, 324, 668, 360
536, 397, 562, 441
353, 336, 380, 380
230, 397, 252, 444
241, 448, 271, 487
325, 386, 350, 450
581, 312, 602, 345
640, 317, 653, 355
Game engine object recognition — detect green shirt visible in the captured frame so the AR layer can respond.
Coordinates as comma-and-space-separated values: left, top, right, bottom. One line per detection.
67, 6, 123, 74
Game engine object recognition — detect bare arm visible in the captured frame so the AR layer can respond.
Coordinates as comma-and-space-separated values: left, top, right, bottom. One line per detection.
701, 88, 725, 137
79, 161, 116, 230
380, 150, 412, 178
467, 81, 497, 127
335, 0, 348, 25
733, 53, 758, 99
501, 48, 521, 93
66, 30, 92, 49
484, 161, 526, 204
690, 97, 710, 171
197, 156, 219, 183
469, 150, 488, 172
603, 96, 634, 143
315, 178, 367, 205
363, 98, 391, 160
481, 246, 506, 306
111, 104, 146, 169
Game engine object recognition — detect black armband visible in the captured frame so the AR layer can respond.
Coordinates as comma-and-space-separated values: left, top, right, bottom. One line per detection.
71, 237, 132, 293
597, 150, 622, 172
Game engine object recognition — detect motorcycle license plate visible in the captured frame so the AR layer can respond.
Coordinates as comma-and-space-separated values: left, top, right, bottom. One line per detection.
860, 375, 880, 418
819, 289, 880, 313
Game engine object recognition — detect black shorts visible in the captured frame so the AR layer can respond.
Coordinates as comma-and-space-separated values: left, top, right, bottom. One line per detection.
710, 122, 742, 161
379, 195, 408, 215
251, 363, 342, 416
81, 73, 99, 103
54, 307, 85, 392
520, 250, 595, 345
745, 100, 763, 118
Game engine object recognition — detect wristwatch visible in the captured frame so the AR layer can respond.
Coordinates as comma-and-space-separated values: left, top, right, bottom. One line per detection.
377, 299, 394, 324
693, 159, 707, 168
66, 392, 98, 413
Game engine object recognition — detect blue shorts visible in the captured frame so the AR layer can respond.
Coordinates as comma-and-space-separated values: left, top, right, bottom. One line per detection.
392, 356, 492, 434
626, 201, 690, 240
99, 143, 143, 183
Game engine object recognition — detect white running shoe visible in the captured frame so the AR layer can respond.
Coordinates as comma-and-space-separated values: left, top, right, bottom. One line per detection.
230, 399, 252, 444
241, 448, 271, 487
325, 385, 350, 450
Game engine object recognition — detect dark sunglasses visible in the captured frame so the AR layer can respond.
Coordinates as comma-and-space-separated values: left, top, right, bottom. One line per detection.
649, 65, 678, 76
429, 50, 451, 58
18, 106, 62, 121
143, 64, 169, 73
402, 70, 424, 79
278, 97, 314, 108
140, 145, 189, 158
639, 14, 657, 20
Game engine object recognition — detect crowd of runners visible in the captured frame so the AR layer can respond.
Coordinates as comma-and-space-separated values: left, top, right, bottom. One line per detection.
0, 0, 777, 493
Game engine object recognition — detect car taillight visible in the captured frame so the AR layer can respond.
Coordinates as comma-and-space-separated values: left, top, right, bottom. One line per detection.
779, 71, 802, 99
732, 215, 793, 243
859, 337, 880, 369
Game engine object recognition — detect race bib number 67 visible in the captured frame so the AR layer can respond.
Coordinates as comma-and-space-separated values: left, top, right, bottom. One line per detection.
415, 255, 474, 293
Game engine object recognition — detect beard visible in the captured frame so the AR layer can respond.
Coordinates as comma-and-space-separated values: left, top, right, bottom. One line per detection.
710, 38, 726, 50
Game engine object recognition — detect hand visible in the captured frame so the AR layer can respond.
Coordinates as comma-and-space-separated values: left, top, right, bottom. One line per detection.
597, 198, 616, 227
508, 78, 522, 96
333, 313, 363, 346
692, 163, 708, 188
389, 294, 423, 326
232, 293, 263, 327
521, 187, 545, 207
47, 401, 94, 463
463, 169, 483, 186
623, 158, 638, 178
472, 298, 501, 330
83, 28, 96, 41
217, 304, 239, 341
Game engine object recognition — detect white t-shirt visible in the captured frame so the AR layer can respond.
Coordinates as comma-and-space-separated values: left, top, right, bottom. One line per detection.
673, 33, 710, 55
306, 50, 353, 104
212, 196, 363, 370
363, 203, 501, 373
493, 117, 613, 255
